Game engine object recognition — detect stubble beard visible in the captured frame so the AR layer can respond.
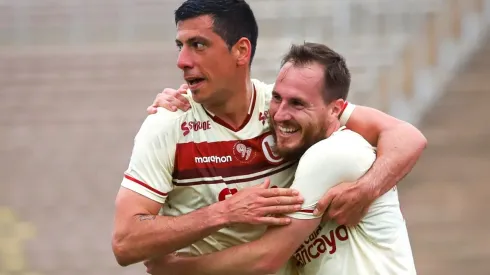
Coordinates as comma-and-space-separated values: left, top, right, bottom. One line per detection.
268, 116, 326, 161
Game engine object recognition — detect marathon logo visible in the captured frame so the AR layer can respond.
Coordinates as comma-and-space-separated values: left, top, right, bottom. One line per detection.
195, 155, 233, 164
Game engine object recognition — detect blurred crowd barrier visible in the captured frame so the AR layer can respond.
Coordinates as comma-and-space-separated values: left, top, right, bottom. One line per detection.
1, 0, 489, 120
0, 1, 489, 275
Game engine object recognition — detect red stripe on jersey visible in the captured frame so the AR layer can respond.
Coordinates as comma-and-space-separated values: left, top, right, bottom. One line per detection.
173, 132, 289, 181
124, 174, 168, 196
172, 161, 296, 186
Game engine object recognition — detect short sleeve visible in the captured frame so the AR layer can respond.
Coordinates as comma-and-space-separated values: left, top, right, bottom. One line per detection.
286, 131, 375, 220
121, 110, 181, 204
339, 101, 356, 126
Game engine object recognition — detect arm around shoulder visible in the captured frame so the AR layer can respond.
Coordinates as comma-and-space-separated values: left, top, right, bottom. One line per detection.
167, 218, 320, 275
344, 105, 427, 198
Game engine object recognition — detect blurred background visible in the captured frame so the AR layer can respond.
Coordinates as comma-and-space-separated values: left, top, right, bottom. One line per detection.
1, 0, 489, 274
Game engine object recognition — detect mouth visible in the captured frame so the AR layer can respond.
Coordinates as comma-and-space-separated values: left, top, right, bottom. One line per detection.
185, 77, 206, 89
277, 125, 300, 136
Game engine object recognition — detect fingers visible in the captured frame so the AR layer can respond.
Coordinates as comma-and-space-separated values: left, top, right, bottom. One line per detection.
261, 195, 304, 206
171, 92, 191, 111
253, 178, 270, 189
333, 205, 368, 226
147, 105, 159, 114
260, 204, 302, 216
261, 187, 300, 197
147, 92, 176, 114
255, 216, 292, 226
263, 178, 271, 188
178, 84, 189, 93
144, 260, 152, 273
158, 88, 187, 111
313, 190, 335, 216
148, 87, 191, 113
174, 84, 191, 110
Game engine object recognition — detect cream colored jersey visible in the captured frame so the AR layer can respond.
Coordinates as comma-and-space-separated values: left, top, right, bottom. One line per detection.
287, 129, 416, 275
121, 79, 355, 275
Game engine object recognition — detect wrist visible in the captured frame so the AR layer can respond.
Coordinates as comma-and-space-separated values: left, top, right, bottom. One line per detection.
356, 179, 380, 202
208, 200, 232, 227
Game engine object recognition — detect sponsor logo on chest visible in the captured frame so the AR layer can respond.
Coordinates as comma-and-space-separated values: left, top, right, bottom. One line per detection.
190, 133, 283, 165
181, 120, 211, 136
294, 224, 350, 267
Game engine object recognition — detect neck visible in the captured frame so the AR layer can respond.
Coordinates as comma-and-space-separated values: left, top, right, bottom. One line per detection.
204, 75, 253, 129
325, 120, 341, 138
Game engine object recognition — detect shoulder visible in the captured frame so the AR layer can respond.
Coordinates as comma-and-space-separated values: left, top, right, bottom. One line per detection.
297, 129, 376, 175
252, 78, 274, 99
328, 129, 373, 149
306, 129, 372, 153
135, 108, 190, 145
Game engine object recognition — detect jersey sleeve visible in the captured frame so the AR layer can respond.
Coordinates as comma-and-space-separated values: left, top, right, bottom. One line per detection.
339, 101, 356, 126
286, 131, 376, 220
121, 109, 181, 204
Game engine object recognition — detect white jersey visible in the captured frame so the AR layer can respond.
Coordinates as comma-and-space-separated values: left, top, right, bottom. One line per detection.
287, 129, 416, 275
121, 79, 355, 275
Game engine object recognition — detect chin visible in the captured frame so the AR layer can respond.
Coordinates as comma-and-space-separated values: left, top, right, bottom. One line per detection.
276, 143, 307, 161
191, 91, 208, 104
277, 135, 302, 151
191, 94, 204, 104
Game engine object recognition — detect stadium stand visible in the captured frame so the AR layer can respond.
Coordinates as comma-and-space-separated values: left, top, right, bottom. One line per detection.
0, 0, 489, 274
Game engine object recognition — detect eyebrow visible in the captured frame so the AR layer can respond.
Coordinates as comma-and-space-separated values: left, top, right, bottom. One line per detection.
175, 35, 209, 45
273, 90, 308, 104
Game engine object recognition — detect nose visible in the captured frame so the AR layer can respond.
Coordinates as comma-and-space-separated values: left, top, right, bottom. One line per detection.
177, 46, 194, 70
272, 102, 292, 123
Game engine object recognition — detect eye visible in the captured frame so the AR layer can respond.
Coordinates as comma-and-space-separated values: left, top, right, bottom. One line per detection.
272, 93, 281, 102
193, 42, 206, 50
176, 43, 183, 52
291, 99, 305, 109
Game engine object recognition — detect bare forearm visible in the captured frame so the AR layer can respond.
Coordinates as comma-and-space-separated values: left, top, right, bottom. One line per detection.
113, 203, 228, 266
361, 122, 427, 197
164, 220, 317, 275
175, 245, 269, 275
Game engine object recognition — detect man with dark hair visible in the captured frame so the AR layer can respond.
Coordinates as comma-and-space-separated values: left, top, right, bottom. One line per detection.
112, 0, 426, 274
144, 42, 417, 275
175, 0, 259, 64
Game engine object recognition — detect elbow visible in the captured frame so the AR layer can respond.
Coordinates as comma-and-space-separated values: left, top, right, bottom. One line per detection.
417, 134, 428, 152
111, 231, 136, 267
408, 123, 428, 153
418, 131, 428, 150
394, 121, 427, 153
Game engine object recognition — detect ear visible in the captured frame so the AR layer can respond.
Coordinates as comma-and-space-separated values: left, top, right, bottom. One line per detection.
232, 37, 252, 66
330, 99, 345, 119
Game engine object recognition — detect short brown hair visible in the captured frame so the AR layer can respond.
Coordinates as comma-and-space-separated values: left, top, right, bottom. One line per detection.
281, 42, 350, 102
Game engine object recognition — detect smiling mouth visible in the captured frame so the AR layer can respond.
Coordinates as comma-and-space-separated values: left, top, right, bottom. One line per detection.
277, 125, 299, 135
